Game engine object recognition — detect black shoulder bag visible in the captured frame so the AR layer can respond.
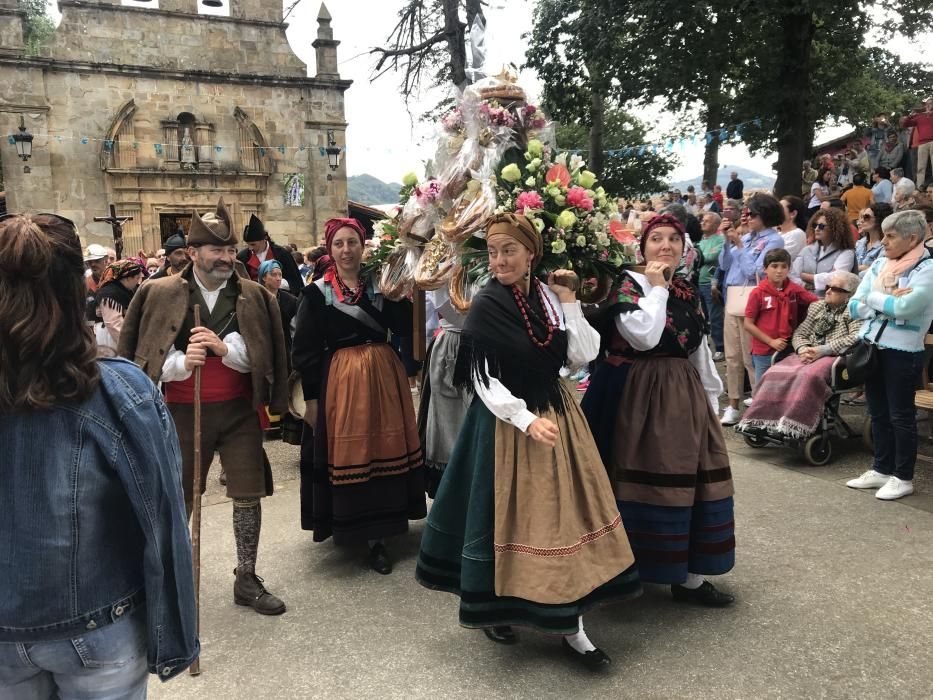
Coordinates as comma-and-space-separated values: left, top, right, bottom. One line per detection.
840, 319, 887, 386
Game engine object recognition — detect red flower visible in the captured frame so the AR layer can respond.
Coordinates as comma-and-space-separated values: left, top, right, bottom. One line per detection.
546, 164, 571, 187
609, 219, 636, 243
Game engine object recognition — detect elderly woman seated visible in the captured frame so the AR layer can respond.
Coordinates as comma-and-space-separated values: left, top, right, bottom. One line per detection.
737, 271, 863, 438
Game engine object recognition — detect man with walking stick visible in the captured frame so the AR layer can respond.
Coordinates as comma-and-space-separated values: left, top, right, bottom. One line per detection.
119, 197, 289, 621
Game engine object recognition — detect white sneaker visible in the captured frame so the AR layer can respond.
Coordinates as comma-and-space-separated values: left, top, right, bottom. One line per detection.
743, 397, 754, 407
875, 476, 914, 500
712, 351, 725, 362
846, 470, 890, 489
720, 406, 742, 426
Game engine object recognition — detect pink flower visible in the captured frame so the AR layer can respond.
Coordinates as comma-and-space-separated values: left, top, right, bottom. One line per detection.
515, 190, 544, 213
415, 180, 441, 204
566, 186, 594, 211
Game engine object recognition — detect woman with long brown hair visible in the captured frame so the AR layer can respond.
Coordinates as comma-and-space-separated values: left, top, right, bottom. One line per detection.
0, 214, 198, 693
791, 207, 857, 296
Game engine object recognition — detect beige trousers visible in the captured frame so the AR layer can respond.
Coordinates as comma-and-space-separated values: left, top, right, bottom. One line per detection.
723, 313, 754, 401
916, 141, 932, 185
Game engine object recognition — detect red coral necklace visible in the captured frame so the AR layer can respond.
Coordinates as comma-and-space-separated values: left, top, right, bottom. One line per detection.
511, 278, 558, 348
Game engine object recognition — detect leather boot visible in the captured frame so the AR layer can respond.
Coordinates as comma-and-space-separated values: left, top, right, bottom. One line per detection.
233, 569, 286, 615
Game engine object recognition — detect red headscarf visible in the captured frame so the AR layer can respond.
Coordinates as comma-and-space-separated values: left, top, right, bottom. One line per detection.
323, 217, 366, 255
638, 213, 685, 257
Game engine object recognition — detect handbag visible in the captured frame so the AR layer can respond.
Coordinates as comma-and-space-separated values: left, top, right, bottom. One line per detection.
725, 277, 757, 317
840, 319, 888, 385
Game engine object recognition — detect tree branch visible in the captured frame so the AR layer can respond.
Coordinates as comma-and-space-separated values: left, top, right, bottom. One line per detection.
370, 30, 449, 71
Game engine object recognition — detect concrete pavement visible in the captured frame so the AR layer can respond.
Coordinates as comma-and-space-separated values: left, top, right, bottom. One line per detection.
149, 418, 933, 700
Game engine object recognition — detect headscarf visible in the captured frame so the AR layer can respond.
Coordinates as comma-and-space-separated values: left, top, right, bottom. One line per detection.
636, 213, 700, 306
485, 212, 543, 266
96, 259, 143, 320
97, 259, 144, 288
324, 217, 365, 254
258, 259, 282, 283
639, 213, 686, 258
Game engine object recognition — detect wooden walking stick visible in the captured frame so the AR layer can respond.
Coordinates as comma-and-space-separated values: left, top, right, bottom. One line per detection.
189, 304, 203, 676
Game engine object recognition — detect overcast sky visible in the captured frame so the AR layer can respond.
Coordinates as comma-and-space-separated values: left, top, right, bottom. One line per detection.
67, 2, 932, 185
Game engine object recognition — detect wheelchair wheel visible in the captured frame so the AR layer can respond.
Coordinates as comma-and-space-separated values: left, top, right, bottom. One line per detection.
744, 433, 769, 449
803, 435, 833, 466
861, 416, 873, 452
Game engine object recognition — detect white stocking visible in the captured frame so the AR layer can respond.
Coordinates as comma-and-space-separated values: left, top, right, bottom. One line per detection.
563, 615, 596, 653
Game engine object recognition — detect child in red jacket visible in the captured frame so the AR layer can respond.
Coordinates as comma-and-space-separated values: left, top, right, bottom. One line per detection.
744, 248, 819, 385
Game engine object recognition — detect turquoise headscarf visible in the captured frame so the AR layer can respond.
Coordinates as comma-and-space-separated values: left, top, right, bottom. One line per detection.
258, 259, 282, 283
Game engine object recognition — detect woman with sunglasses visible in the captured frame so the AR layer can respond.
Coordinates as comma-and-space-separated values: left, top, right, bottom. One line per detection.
855, 202, 893, 273
0, 213, 199, 693
791, 208, 856, 296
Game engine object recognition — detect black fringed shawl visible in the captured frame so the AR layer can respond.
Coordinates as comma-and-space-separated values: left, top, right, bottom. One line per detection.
95, 280, 135, 322
453, 278, 569, 414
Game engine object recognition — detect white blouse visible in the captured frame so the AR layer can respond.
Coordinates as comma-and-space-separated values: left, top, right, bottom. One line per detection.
613, 271, 723, 414
472, 284, 600, 434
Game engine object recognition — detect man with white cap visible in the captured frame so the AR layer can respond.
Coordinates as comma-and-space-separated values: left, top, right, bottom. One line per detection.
83, 243, 110, 322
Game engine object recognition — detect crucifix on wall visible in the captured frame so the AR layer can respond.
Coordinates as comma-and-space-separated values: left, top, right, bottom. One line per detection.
94, 204, 133, 260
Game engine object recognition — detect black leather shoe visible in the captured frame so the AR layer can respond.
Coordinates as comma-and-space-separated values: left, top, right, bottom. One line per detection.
671, 580, 735, 607
561, 638, 611, 670
233, 569, 286, 615
369, 543, 392, 575
482, 626, 518, 645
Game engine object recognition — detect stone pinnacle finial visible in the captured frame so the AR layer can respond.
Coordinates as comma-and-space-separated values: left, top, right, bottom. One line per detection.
317, 3, 333, 40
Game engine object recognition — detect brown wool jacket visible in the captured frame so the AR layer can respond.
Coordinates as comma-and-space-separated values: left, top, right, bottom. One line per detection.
118, 265, 289, 414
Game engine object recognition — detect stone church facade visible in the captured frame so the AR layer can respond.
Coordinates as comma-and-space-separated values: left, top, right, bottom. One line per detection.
0, 0, 350, 251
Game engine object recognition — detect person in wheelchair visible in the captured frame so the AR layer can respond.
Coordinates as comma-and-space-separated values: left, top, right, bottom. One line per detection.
737, 271, 863, 439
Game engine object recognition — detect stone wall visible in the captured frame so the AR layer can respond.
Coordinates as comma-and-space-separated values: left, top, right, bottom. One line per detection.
0, 1, 351, 249
50, 1, 305, 78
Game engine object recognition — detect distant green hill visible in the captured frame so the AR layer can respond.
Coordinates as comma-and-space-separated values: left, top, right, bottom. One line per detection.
348, 174, 402, 206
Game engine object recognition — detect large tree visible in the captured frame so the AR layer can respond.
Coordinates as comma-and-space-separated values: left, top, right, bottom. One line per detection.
555, 109, 677, 198
370, 0, 485, 100
724, 0, 931, 196
526, 0, 648, 178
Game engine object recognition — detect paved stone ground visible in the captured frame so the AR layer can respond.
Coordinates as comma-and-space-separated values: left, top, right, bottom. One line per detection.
150, 381, 933, 699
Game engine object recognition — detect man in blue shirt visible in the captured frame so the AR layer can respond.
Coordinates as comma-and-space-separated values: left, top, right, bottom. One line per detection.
718, 194, 786, 424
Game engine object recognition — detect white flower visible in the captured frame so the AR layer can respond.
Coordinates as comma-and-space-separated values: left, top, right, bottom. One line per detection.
525, 176, 537, 187
575, 235, 587, 247
569, 154, 585, 172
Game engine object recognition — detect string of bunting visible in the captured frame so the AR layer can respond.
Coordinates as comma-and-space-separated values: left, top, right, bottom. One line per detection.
565, 118, 765, 158
3, 131, 348, 158
5, 117, 764, 159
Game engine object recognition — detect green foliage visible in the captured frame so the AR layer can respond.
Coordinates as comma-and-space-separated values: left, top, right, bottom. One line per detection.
18, 0, 54, 56
555, 110, 677, 198
347, 174, 403, 206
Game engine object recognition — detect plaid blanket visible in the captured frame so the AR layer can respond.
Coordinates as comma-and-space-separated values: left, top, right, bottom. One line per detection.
737, 354, 835, 438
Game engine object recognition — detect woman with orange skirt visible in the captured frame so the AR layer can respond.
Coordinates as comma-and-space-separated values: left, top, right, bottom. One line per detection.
293, 218, 426, 574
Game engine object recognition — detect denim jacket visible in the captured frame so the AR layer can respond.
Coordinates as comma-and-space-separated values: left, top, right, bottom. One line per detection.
0, 358, 198, 681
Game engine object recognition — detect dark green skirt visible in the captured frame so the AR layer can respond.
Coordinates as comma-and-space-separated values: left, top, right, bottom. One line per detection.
415, 400, 641, 635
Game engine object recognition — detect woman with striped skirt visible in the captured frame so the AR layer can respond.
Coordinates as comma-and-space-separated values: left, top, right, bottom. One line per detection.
292, 218, 426, 575
582, 214, 736, 606
416, 214, 641, 670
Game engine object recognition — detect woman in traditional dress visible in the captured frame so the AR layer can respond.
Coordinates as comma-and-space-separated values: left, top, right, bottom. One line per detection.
417, 285, 472, 497
93, 258, 144, 357
416, 213, 640, 670
292, 218, 426, 574
582, 214, 736, 607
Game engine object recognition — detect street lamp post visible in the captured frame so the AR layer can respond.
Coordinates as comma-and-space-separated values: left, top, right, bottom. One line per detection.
325, 129, 342, 172
12, 116, 33, 173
